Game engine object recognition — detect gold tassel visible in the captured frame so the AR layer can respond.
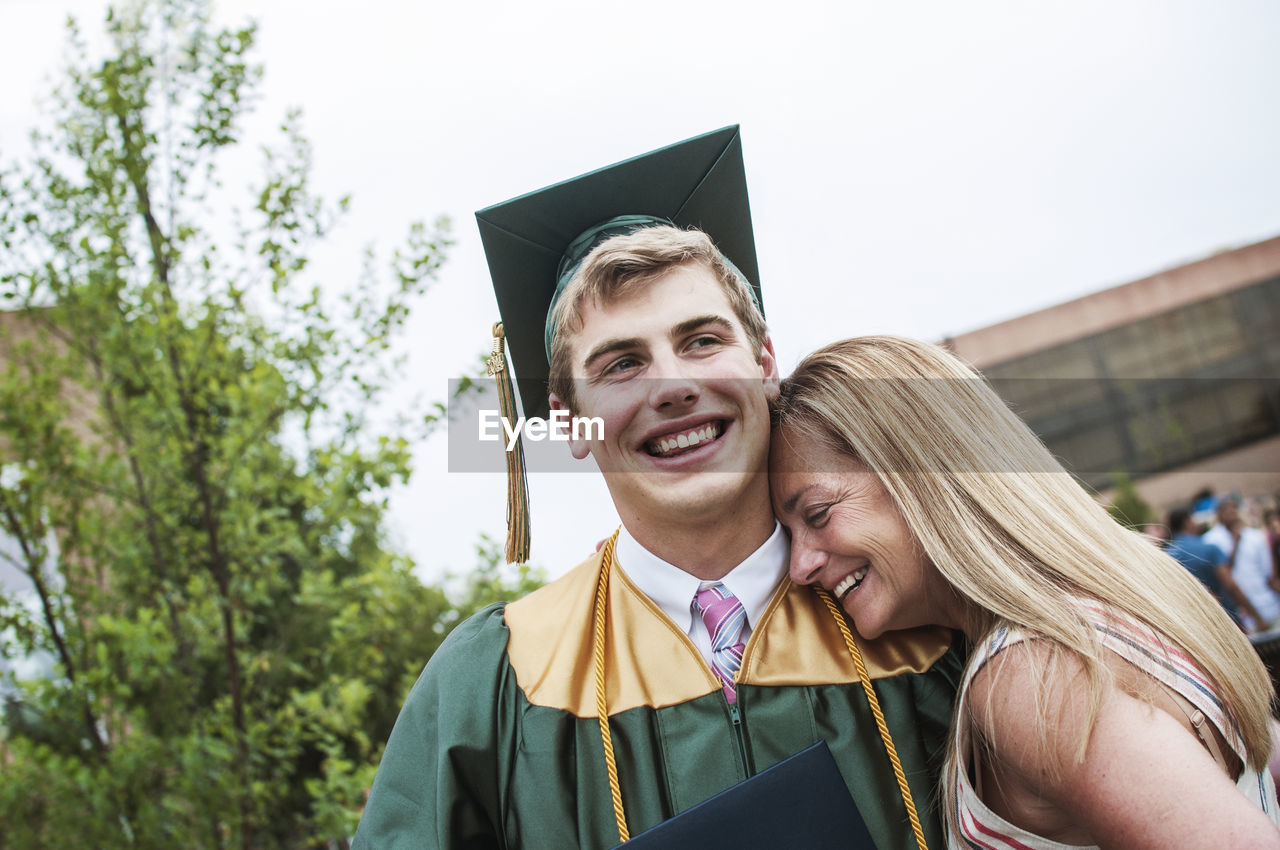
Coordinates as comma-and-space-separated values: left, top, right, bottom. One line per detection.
486, 322, 531, 564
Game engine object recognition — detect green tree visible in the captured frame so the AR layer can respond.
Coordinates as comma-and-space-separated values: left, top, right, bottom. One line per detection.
1106, 471, 1156, 530
0, 2, 537, 847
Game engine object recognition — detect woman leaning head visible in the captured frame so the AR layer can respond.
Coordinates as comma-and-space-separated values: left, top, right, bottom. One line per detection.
770, 335, 1279, 846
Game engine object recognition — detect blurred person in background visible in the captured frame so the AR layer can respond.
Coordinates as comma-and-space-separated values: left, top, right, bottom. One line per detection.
1165, 506, 1261, 631
1206, 499, 1280, 633
1191, 488, 1220, 530
1141, 521, 1169, 545
1266, 508, 1280, 570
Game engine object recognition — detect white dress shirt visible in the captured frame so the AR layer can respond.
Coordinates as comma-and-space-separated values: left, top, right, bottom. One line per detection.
614, 523, 789, 671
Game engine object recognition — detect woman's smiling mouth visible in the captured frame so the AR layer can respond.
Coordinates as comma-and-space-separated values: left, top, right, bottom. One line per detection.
833, 565, 869, 602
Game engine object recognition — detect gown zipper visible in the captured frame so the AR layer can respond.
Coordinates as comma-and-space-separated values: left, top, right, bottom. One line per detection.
727, 696, 753, 776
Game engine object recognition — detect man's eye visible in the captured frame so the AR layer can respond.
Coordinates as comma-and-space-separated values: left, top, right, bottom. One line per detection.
605, 356, 640, 374
689, 335, 720, 349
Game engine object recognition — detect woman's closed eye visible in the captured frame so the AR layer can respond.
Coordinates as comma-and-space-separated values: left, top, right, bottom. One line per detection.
804, 505, 831, 529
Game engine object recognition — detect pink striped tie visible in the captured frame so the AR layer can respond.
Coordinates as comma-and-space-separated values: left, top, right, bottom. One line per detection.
693, 584, 748, 703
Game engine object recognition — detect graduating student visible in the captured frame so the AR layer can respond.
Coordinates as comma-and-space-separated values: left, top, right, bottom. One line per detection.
354, 128, 962, 850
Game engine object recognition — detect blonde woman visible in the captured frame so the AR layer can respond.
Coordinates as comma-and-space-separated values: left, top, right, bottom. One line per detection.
770, 335, 1280, 849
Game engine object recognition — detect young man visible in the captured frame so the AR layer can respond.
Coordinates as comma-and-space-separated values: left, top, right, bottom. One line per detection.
354, 128, 961, 849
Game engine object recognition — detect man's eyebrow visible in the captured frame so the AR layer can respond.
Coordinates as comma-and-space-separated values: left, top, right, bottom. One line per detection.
582, 337, 644, 372
670, 314, 735, 340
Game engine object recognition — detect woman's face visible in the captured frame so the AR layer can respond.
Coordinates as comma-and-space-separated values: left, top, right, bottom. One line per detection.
769, 426, 962, 638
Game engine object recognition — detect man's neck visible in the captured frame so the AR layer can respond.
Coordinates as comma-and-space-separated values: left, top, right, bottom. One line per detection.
621, 504, 778, 582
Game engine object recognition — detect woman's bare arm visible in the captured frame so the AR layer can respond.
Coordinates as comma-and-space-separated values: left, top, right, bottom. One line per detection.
968, 642, 1280, 850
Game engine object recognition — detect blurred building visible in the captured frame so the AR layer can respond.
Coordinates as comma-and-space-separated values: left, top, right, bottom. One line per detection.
946, 234, 1280, 513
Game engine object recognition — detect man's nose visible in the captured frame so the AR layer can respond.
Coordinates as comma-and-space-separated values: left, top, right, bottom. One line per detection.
647, 353, 699, 410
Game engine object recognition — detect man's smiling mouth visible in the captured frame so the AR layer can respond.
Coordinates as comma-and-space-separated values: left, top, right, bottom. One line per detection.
645, 421, 724, 458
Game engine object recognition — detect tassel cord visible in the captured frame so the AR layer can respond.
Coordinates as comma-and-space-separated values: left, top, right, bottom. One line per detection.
816, 587, 930, 850
593, 530, 629, 843
486, 322, 530, 564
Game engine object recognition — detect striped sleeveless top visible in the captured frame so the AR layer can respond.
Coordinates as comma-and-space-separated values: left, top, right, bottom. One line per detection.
950, 601, 1280, 849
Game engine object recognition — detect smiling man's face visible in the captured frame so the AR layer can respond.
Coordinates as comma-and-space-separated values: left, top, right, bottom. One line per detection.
549, 261, 779, 532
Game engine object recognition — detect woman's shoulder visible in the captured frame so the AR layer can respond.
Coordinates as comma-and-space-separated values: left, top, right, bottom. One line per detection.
962, 601, 1188, 743
961, 607, 1092, 694
963, 631, 1088, 751
960, 602, 1142, 771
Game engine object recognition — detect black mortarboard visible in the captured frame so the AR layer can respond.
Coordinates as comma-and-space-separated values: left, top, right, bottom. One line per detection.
474, 126, 762, 563
476, 124, 762, 421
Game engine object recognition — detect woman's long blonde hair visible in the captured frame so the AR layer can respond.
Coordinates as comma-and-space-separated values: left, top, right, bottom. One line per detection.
772, 335, 1274, 819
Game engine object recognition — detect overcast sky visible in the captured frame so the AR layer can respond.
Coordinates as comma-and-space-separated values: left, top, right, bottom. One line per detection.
5, 0, 1280, 582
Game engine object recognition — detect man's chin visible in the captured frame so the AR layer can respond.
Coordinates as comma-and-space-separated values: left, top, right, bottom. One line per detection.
640, 472, 764, 517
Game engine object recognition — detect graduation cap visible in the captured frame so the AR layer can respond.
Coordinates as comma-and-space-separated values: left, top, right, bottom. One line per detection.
475, 125, 762, 563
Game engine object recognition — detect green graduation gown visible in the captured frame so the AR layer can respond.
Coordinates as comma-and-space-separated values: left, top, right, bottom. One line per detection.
354, 548, 963, 849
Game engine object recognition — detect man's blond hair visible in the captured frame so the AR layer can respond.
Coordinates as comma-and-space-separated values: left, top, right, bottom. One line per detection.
547, 226, 766, 412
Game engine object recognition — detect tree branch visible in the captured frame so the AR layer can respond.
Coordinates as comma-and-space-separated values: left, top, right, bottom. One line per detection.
0, 496, 105, 755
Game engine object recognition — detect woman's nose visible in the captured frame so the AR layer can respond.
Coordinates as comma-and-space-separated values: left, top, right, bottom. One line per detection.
789, 540, 827, 585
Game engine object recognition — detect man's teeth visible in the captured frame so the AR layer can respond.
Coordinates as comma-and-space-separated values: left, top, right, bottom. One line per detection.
833, 567, 869, 601
650, 423, 721, 457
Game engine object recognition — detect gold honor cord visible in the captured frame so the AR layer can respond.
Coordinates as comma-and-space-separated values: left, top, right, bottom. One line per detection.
486, 323, 530, 564
593, 529, 629, 843
815, 587, 930, 850
592, 535, 928, 849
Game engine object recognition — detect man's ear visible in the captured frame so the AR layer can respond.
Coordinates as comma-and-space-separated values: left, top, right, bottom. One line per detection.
760, 336, 782, 401
549, 394, 592, 460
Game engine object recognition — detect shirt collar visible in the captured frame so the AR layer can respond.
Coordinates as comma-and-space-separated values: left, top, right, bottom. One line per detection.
615, 523, 789, 633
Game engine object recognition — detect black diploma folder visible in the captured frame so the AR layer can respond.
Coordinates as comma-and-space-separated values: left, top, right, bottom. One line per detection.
618, 741, 876, 848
